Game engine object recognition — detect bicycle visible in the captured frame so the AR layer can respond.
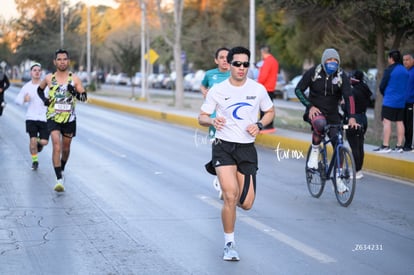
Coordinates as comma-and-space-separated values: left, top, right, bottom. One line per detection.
305, 124, 356, 207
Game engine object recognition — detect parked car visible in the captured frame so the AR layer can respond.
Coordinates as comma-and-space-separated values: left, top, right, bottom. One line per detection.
191, 70, 205, 92
21, 70, 31, 82
152, 73, 167, 89
133, 72, 142, 86
164, 71, 177, 89
147, 74, 157, 88
184, 73, 194, 91
274, 74, 287, 98
76, 71, 89, 85
282, 75, 306, 101
115, 73, 130, 85
105, 73, 117, 84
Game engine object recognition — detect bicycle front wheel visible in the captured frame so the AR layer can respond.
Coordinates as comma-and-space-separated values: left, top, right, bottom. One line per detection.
305, 145, 326, 198
333, 147, 356, 207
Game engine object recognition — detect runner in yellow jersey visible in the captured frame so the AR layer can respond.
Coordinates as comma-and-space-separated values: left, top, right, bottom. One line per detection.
37, 49, 87, 192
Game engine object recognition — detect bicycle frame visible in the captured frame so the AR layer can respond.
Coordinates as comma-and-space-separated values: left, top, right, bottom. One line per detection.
319, 124, 346, 181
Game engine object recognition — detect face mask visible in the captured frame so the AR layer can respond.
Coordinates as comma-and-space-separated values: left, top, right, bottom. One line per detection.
324, 61, 338, 75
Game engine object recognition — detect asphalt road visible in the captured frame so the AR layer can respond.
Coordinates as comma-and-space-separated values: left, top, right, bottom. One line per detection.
1, 87, 413, 274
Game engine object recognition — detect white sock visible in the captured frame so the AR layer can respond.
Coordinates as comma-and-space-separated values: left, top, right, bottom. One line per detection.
224, 232, 235, 245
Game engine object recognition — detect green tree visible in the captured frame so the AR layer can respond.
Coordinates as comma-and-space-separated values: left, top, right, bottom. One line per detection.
14, 0, 84, 72
111, 38, 141, 98
260, 0, 414, 138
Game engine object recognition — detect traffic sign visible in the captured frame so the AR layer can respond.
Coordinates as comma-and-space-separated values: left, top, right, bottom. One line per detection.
144, 48, 159, 65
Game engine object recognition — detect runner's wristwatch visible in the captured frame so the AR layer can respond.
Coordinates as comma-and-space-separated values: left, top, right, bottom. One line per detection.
256, 122, 264, 130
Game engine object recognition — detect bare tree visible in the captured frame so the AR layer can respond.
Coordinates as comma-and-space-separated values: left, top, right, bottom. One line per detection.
155, 0, 185, 108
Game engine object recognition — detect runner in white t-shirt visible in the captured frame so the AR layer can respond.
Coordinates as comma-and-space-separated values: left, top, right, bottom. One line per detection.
198, 46, 275, 261
15, 63, 49, 170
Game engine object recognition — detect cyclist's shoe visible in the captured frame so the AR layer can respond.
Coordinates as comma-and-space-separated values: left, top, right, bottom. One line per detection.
31, 161, 39, 170
54, 178, 65, 192
393, 146, 404, 153
223, 242, 240, 261
373, 145, 391, 153
212, 177, 223, 200
336, 177, 349, 194
307, 147, 319, 169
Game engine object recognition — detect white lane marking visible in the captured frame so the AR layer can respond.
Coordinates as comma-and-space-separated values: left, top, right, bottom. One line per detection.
198, 195, 337, 264
87, 138, 127, 158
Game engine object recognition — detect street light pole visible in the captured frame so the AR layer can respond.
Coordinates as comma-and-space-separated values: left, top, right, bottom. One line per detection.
87, 6, 91, 85
249, 0, 255, 65
140, 0, 147, 100
60, 0, 64, 48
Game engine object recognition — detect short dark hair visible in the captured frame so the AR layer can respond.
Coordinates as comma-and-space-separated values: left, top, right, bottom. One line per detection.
388, 49, 402, 63
55, 49, 69, 59
215, 47, 230, 59
227, 46, 251, 63
260, 45, 271, 54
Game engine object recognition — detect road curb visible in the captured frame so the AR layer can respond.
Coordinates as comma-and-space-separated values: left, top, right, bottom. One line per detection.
88, 96, 414, 182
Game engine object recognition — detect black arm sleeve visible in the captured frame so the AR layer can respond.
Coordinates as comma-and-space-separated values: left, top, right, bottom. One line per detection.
295, 69, 313, 108
37, 86, 47, 101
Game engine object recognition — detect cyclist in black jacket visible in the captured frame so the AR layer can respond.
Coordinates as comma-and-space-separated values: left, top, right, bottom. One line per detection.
295, 48, 358, 172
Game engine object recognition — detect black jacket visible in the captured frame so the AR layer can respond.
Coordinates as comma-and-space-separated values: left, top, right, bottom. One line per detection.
295, 64, 355, 122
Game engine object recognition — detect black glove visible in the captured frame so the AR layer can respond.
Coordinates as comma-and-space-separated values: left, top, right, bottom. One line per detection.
67, 84, 76, 96
43, 98, 51, 106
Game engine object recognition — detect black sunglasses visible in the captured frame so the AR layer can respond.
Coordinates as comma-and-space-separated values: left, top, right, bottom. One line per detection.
231, 61, 250, 68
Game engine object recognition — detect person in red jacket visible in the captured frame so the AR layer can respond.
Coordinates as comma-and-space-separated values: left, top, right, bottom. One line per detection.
258, 45, 279, 132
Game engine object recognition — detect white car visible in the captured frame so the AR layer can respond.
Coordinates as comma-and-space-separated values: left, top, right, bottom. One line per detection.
282, 75, 308, 101
191, 70, 205, 92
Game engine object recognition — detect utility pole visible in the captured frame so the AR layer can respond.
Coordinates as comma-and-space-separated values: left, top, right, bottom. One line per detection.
249, 0, 255, 64
140, 0, 147, 100
87, 6, 91, 85
60, 0, 64, 48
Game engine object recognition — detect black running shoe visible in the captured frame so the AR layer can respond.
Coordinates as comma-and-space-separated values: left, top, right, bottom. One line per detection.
31, 161, 39, 170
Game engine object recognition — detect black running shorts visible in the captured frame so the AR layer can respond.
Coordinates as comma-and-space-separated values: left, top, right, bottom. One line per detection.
382, 106, 404, 121
26, 120, 49, 139
212, 139, 258, 175
47, 119, 76, 137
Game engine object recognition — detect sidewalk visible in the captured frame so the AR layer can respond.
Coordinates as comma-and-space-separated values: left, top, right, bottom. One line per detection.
88, 86, 414, 182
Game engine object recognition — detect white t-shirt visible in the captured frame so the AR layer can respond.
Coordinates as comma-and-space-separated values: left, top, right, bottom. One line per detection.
15, 81, 48, 122
201, 78, 273, 143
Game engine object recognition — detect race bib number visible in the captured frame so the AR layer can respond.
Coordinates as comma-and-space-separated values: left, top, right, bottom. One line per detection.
55, 103, 71, 113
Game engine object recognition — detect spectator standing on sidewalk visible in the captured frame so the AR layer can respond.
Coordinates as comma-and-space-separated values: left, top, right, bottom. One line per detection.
198, 46, 274, 261
403, 53, 414, 151
342, 70, 372, 179
0, 67, 11, 116
258, 45, 279, 132
374, 49, 409, 153
15, 63, 49, 170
